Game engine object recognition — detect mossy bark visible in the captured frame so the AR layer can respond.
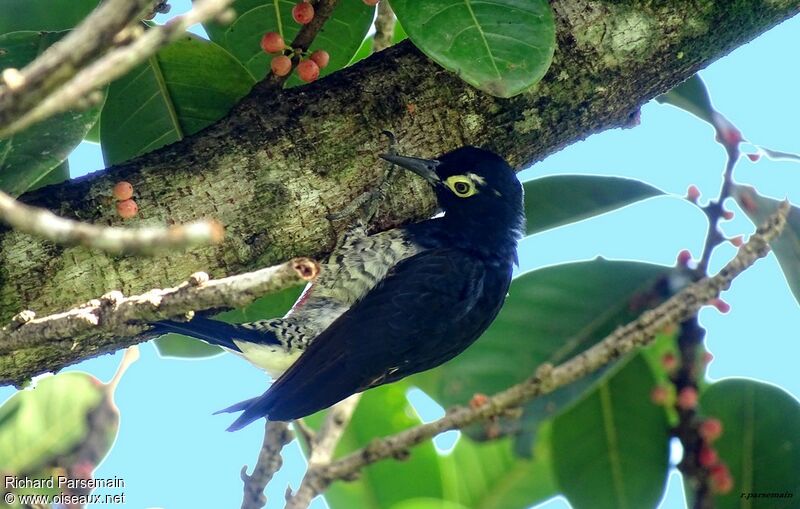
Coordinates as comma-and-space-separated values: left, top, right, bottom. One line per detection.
1, 0, 798, 384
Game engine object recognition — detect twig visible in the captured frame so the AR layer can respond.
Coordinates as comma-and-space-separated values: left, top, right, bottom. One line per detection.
253, 0, 340, 93
0, 258, 319, 356
372, 1, 396, 52
0, 0, 235, 137
241, 421, 293, 509
0, 189, 224, 254
285, 394, 361, 509
283, 203, 789, 505
0, 0, 155, 128
697, 143, 739, 274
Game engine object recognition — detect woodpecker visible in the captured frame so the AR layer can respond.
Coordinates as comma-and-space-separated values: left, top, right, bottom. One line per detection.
154, 146, 524, 431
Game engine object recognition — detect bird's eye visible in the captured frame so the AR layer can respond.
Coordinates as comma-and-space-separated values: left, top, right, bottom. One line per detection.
444, 175, 478, 198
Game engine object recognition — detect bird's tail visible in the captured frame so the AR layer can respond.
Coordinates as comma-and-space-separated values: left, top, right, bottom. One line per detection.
151, 316, 275, 352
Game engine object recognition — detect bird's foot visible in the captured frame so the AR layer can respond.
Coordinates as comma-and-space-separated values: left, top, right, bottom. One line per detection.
327, 131, 399, 229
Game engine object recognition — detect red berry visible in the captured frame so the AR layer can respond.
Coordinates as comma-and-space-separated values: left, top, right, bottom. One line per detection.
699, 418, 724, 442
677, 249, 692, 266
650, 385, 669, 405
260, 32, 285, 54
702, 351, 714, 364
292, 2, 314, 24
710, 464, 734, 494
710, 298, 731, 314
662, 352, 678, 371
469, 393, 489, 409
271, 55, 292, 76
746, 152, 761, 162
677, 387, 698, 410
722, 210, 734, 220
363, 0, 380, 5
687, 185, 701, 203
730, 235, 743, 247
698, 445, 718, 467
309, 49, 330, 69
116, 199, 138, 219
112, 181, 133, 201
296, 59, 320, 82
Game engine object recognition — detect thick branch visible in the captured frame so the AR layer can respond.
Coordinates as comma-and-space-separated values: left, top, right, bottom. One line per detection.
291, 203, 789, 501
1, 0, 797, 380
0, 258, 318, 385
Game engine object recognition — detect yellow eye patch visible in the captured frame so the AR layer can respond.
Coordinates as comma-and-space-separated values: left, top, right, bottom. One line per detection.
444, 175, 479, 198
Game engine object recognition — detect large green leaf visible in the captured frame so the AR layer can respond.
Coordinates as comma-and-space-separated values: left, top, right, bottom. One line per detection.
552, 354, 670, 509
0, 0, 98, 34
0, 373, 105, 472
100, 34, 255, 165
306, 383, 445, 509
203, 0, 374, 83
437, 422, 559, 509
733, 186, 800, 306
155, 285, 304, 358
413, 259, 671, 441
524, 175, 663, 235
0, 31, 102, 195
656, 74, 715, 124
700, 379, 800, 509
391, 0, 556, 98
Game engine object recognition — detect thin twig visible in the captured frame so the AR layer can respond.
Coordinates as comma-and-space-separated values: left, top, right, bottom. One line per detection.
0, 0, 155, 128
0, 258, 320, 356
241, 421, 294, 509
285, 394, 361, 509
0, 0, 235, 137
372, 1, 396, 52
282, 203, 789, 506
0, 189, 224, 254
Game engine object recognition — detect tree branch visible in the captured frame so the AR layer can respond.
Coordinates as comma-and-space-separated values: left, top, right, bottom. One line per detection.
1, 0, 797, 382
0, 258, 319, 386
286, 203, 789, 504
0, 0, 235, 137
285, 395, 361, 509
0, 0, 155, 128
0, 188, 224, 254
241, 421, 294, 509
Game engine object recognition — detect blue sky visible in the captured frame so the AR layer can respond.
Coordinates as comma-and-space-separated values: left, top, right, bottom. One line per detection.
2, 7, 798, 509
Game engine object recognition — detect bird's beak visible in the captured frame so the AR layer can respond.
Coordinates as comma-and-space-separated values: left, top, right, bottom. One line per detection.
380, 154, 441, 185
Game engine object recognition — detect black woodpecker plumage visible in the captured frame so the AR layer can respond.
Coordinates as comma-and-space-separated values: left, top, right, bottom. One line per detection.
153, 146, 524, 431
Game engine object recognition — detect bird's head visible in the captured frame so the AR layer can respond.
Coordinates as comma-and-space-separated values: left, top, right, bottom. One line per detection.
382, 146, 524, 241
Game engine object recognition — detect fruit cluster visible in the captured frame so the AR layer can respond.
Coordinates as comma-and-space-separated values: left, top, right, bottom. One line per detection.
112, 181, 138, 219
260, 0, 380, 82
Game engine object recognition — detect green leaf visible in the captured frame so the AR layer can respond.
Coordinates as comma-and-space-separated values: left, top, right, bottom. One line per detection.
437, 422, 559, 508
390, 500, 469, 509
100, 34, 255, 165
0, 372, 106, 472
733, 186, 800, 306
313, 383, 446, 509
204, 0, 374, 82
154, 285, 304, 358
0, 31, 102, 195
700, 379, 800, 509
524, 175, 663, 235
390, 0, 556, 98
27, 160, 70, 191
413, 259, 671, 441
552, 354, 670, 509
0, 0, 98, 34
656, 74, 715, 124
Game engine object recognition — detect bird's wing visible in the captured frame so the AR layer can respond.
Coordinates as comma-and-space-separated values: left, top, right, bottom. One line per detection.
222, 248, 488, 429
